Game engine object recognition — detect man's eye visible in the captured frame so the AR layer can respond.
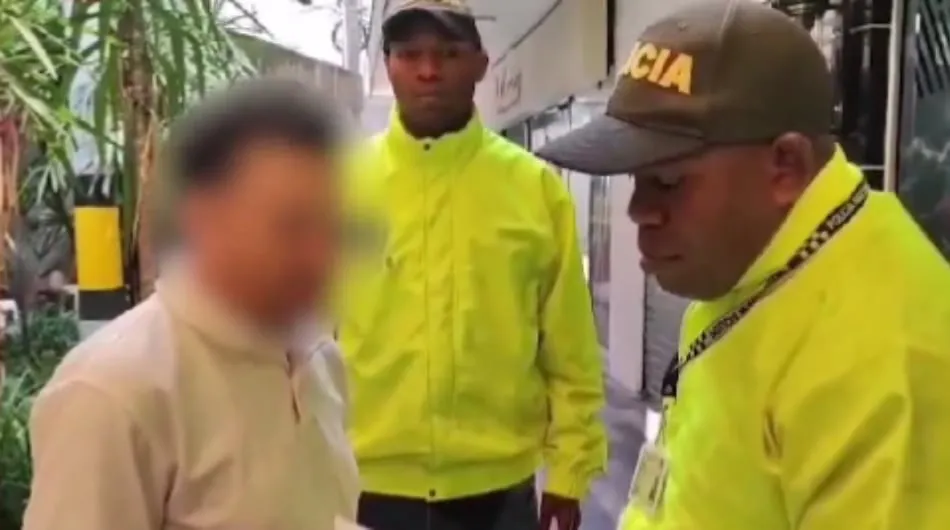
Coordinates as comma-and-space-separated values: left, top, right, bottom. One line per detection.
655, 174, 683, 190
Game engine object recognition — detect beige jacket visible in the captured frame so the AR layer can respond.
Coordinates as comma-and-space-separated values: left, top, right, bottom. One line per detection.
23, 272, 360, 530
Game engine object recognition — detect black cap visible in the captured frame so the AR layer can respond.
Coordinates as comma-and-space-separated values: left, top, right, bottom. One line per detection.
382, 0, 482, 51
535, 0, 833, 175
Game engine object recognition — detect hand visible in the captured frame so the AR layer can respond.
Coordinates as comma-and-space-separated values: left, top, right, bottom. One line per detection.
539, 493, 581, 530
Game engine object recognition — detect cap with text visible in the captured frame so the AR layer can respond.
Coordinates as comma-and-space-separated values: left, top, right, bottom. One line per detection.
535, 0, 834, 175
382, 0, 482, 51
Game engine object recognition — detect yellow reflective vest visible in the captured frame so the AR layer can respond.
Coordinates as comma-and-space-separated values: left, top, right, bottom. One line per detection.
338, 113, 607, 501
622, 148, 950, 529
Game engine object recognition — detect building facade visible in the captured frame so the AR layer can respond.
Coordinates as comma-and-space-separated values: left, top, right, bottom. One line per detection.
234, 33, 365, 124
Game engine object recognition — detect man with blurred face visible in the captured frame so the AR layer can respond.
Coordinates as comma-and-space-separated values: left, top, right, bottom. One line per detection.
537, 1, 950, 529
337, 1, 607, 530
24, 78, 359, 530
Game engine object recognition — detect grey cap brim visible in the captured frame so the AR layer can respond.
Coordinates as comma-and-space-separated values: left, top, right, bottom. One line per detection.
534, 115, 706, 176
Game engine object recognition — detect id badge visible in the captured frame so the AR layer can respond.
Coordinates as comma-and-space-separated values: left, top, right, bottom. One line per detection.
628, 442, 669, 517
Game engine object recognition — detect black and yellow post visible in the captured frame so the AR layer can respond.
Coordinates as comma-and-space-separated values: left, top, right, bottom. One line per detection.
75, 184, 128, 335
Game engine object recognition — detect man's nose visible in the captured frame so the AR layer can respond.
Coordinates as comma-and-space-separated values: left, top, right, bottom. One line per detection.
416, 54, 443, 81
627, 185, 665, 226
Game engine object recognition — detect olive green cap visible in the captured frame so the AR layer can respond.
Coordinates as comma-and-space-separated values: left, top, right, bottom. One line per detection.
383, 0, 482, 51
535, 0, 834, 175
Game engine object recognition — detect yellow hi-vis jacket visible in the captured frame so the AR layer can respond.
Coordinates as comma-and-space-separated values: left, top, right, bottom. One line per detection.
622, 148, 950, 530
337, 113, 607, 501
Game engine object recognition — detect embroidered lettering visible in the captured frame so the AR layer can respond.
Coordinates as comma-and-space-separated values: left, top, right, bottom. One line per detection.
620, 41, 694, 95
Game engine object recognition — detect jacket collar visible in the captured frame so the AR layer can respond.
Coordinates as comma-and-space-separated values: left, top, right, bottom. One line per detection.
383, 107, 485, 166
730, 146, 863, 298
156, 259, 323, 366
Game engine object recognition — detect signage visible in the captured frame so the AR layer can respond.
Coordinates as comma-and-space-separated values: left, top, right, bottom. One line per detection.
476, 0, 608, 129
494, 66, 523, 114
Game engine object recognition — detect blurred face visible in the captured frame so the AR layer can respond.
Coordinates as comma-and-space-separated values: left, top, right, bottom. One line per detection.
385, 19, 488, 137
184, 138, 340, 327
628, 137, 818, 300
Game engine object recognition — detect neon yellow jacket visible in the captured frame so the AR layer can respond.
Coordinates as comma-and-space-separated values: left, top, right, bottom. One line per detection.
338, 113, 606, 501
622, 148, 950, 530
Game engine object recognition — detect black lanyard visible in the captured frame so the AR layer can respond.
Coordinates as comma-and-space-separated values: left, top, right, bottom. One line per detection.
660, 180, 870, 399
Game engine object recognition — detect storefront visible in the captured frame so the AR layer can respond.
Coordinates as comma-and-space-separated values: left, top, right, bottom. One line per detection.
477, 0, 609, 129
474, 0, 615, 348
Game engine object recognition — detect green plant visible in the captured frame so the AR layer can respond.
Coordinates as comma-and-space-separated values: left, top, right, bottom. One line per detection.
2, 0, 264, 301
0, 310, 79, 529
0, 371, 36, 530
0, 0, 83, 296
5, 310, 79, 384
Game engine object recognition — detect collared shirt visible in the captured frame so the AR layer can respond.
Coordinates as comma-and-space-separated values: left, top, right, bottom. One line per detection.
23, 271, 359, 530
622, 148, 950, 530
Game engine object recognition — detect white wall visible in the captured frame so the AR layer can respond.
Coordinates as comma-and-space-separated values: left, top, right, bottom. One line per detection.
567, 174, 591, 253
606, 176, 642, 394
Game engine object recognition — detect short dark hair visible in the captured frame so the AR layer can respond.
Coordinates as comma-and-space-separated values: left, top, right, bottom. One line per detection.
164, 76, 343, 191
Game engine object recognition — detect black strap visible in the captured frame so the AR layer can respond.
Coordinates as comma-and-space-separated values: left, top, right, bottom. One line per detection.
660, 180, 870, 399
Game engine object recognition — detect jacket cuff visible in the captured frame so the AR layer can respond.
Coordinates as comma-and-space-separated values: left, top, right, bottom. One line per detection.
544, 467, 591, 500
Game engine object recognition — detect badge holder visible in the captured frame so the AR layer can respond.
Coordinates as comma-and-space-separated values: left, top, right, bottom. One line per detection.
628, 441, 670, 518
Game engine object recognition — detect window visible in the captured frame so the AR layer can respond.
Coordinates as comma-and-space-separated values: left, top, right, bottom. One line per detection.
897, 0, 950, 259
771, 0, 892, 190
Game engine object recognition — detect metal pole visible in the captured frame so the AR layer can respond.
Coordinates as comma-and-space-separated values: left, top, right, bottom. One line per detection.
883, 0, 906, 192
342, 0, 361, 72
63, 0, 128, 337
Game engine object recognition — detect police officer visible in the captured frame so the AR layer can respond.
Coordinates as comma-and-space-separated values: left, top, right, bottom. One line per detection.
538, 1, 950, 529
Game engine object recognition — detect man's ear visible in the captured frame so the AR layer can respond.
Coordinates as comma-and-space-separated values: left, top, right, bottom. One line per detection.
769, 132, 817, 207
383, 53, 394, 81
474, 50, 489, 83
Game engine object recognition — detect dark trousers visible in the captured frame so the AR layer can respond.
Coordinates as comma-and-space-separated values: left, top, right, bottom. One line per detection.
357, 479, 538, 530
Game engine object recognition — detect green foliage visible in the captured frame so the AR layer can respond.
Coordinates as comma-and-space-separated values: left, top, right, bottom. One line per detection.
0, 0, 82, 177
0, 310, 79, 529
5, 310, 80, 382
2, 0, 262, 277
0, 371, 37, 530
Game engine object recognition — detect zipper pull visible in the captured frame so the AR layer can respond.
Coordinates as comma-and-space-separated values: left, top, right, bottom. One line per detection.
290, 391, 301, 424
286, 351, 301, 424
